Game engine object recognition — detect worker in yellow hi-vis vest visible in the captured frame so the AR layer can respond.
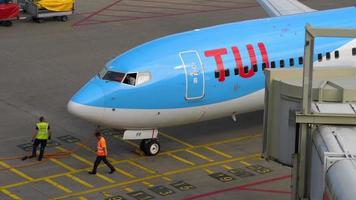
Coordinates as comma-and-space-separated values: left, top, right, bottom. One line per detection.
30, 116, 52, 161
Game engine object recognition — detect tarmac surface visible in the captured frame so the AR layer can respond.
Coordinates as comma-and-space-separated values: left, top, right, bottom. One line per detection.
0, 0, 355, 199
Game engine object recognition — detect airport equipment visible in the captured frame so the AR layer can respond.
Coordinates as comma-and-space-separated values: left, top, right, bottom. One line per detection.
0, 1, 19, 26
23, 0, 74, 23
263, 26, 356, 200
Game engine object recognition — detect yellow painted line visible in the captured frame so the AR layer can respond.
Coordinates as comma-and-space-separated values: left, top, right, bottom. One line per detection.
55, 147, 92, 165
65, 174, 94, 188
1, 135, 260, 192
159, 132, 194, 148
142, 181, 154, 187
204, 146, 233, 159
45, 179, 72, 193
0, 161, 33, 181
52, 154, 260, 199
222, 165, 234, 170
185, 149, 214, 162
113, 135, 139, 148
115, 168, 136, 179
1, 189, 22, 200
168, 153, 195, 166
78, 197, 88, 200
126, 160, 156, 174
96, 173, 115, 183
50, 158, 76, 172
204, 169, 214, 174
240, 161, 252, 166
123, 187, 134, 193
161, 177, 172, 182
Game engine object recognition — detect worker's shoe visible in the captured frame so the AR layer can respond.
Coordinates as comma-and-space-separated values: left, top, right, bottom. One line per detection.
88, 171, 96, 175
109, 169, 116, 174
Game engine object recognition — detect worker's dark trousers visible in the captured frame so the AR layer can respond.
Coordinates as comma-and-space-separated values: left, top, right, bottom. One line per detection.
91, 156, 115, 173
31, 139, 47, 161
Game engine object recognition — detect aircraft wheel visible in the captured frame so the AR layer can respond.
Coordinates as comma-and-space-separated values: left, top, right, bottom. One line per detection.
142, 139, 160, 156
3, 21, 12, 27
140, 139, 147, 151
60, 16, 68, 22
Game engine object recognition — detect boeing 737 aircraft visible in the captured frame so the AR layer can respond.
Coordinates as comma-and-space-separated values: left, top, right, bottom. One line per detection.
68, 0, 356, 156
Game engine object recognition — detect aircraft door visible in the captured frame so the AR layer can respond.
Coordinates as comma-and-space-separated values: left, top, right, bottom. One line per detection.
179, 50, 205, 100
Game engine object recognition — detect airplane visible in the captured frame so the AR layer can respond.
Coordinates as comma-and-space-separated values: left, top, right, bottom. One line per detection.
68, 0, 356, 156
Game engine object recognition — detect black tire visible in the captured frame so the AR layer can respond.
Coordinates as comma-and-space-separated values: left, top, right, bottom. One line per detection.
140, 139, 148, 151
5, 21, 12, 27
60, 16, 68, 22
143, 139, 160, 156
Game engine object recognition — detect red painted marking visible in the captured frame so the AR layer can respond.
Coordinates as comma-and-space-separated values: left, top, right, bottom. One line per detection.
184, 175, 291, 200
323, 191, 330, 200
129, 0, 231, 9
73, 4, 259, 26
258, 42, 269, 69
107, 8, 173, 15
231, 46, 253, 78
204, 48, 228, 82
73, 0, 123, 26
239, 188, 291, 195
119, 3, 203, 12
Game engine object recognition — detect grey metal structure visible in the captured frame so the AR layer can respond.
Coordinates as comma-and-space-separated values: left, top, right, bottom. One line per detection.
296, 26, 356, 200
20, 0, 73, 22
263, 26, 356, 200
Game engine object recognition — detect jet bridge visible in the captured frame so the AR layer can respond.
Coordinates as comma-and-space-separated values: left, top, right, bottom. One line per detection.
263, 26, 356, 200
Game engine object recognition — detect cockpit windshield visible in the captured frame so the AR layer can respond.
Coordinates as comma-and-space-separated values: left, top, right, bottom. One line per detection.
98, 67, 151, 86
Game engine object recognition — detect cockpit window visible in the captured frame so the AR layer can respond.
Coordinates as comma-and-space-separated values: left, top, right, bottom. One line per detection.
123, 73, 137, 86
101, 70, 125, 82
99, 68, 151, 86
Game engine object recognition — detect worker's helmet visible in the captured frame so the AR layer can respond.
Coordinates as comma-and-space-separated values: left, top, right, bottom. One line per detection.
39, 116, 44, 122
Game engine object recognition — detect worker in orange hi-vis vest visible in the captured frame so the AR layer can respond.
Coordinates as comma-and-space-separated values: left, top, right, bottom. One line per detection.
88, 132, 116, 174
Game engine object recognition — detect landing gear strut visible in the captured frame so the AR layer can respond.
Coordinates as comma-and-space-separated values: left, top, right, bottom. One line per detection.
140, 139, 160, 156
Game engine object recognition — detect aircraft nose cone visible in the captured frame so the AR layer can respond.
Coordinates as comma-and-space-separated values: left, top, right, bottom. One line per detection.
67, 83, 105, 121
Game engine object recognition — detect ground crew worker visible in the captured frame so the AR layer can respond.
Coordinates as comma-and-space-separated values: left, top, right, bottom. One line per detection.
30, 116, 51, 161
89, 132, 116, 174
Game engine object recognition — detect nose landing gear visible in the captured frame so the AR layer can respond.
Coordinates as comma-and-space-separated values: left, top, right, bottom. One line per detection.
140, 139, 160, 156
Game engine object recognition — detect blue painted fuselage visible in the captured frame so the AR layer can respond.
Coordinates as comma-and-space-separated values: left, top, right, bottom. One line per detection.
71, 6, 356, 110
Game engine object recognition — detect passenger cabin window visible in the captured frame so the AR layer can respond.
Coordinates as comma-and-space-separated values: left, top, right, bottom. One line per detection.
123, 73, 137, 86
234, 68, 239, 75
262, 63, 267, 71
318, 53, 322, 62
271, 61, 276, 68
225, 69, 230, 77
253, 64, 258, 72
335, 51, 339, 59
352, 48, 356, 56
244, 66, 249, 73
280, 60, 284, 68
326, 52, 331, 60
299, 57, 303, 65
289, 58, 294, 67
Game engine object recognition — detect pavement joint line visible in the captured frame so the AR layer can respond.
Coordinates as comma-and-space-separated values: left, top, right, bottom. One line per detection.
65, 174, 94, 188
1, 189, 22, 200
159, 132, 194, 148
222, 165, 234, 170
167, 153, 195, 166
142, 181, 154, 187
45, 178, 73, 193
161, 176, 172, 182
114, 167, 136, 179
204, 146, 233, 159
123, 187, 134, 193
126, 160, 156, 174
96, 173, 116, 183
185, 149, 214, 162
52, 153, 260, 199
204, 169, 214, 174
0, 161, 34, 181
50, 158, 76, 172
240, 161, 252, 166
0, 136, 259, 190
